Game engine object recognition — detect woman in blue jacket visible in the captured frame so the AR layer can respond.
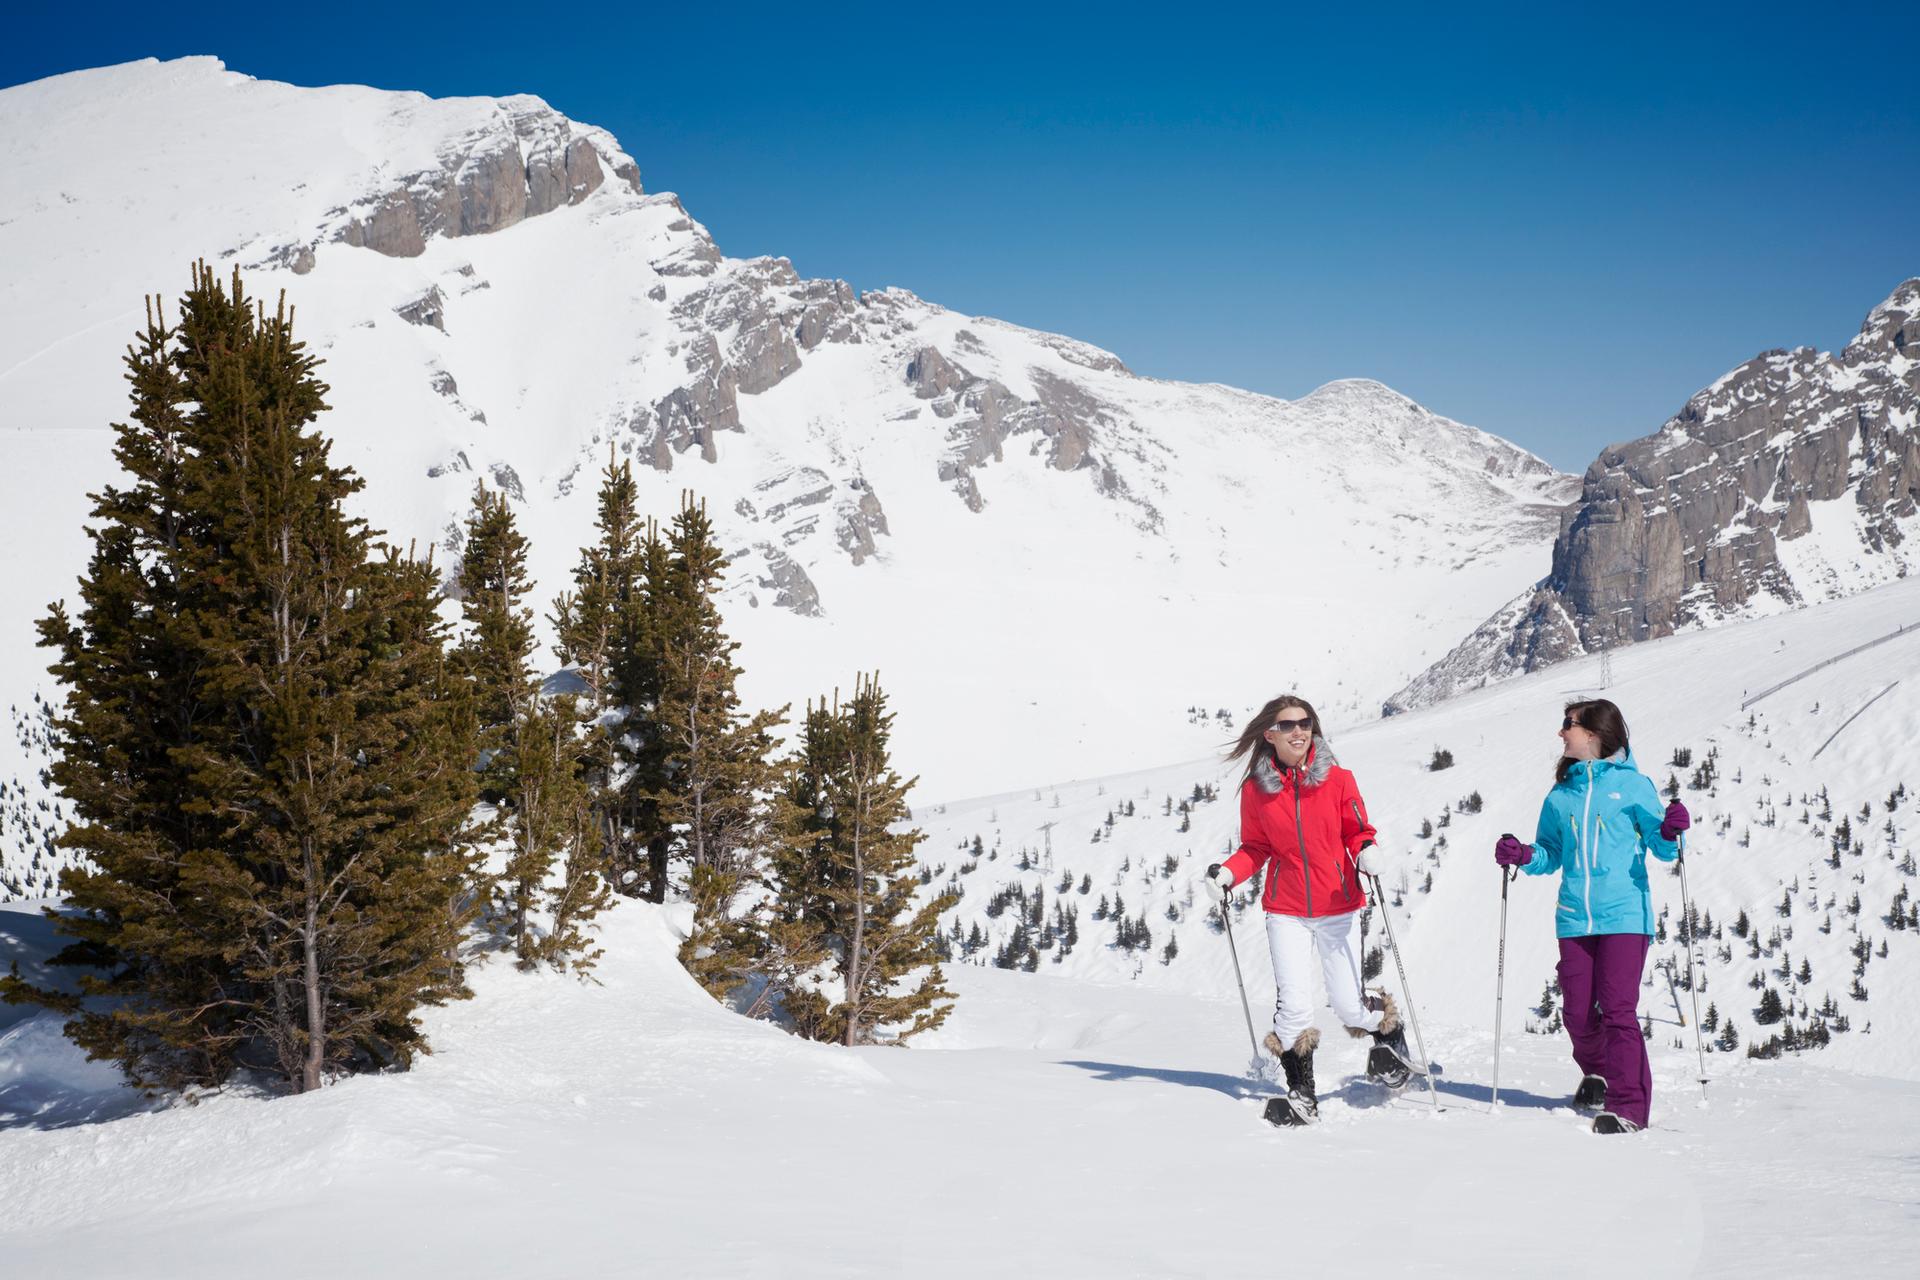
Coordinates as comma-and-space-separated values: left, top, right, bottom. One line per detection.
1494, 699, 1689, 1134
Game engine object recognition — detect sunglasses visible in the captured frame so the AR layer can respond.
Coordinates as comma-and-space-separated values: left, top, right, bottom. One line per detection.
1561, 717, 1583, 731
1268, 717, 1314, 733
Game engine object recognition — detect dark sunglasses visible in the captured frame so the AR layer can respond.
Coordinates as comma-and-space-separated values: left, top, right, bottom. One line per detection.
1561, 716, 1582, 731
1269, 717, 1313, 733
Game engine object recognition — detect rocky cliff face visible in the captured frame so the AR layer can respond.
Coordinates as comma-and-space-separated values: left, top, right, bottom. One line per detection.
329, 98, 636, 261
1390, 279, 1920, 712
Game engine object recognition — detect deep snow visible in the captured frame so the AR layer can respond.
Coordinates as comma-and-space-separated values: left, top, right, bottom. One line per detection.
5, 580, 1920, 1278
2, 901, 1914, 1278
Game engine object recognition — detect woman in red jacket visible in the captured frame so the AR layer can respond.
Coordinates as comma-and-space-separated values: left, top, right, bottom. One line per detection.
1201, 694, 1411, 1122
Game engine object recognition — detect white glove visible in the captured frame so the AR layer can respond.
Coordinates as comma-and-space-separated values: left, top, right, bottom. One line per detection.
1354, 845, 1379, 878
1201, 863, 1234, 905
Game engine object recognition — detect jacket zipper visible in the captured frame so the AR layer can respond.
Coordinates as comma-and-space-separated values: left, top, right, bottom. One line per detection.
1294, 772, 1314, 917
1581, 761, 1596, 934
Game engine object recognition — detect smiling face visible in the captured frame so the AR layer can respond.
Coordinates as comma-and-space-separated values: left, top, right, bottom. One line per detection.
1263, 709, 1314, 768
1559, 712, 1602, 761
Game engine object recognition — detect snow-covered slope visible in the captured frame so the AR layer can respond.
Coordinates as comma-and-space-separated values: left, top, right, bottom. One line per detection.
6, 584, 1919, 1277
916, 575, 1920, 1081
3, 879, 1915, 1276
0, 58, 1574, 902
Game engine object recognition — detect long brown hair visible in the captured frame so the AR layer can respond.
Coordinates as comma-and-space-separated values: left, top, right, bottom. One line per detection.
1229, 694, 1321, 786
1556, 698, 1630, 784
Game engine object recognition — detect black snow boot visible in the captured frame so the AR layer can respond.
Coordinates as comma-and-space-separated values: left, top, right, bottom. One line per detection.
1362, 990, 1415, 1088
1572, 1074, 1608, 1112
1270, 1028, 1320, 1124
1591, 1111, 1641, 1135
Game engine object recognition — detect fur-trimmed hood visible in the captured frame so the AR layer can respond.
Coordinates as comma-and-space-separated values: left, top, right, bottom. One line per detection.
1253, 736, 1338, 793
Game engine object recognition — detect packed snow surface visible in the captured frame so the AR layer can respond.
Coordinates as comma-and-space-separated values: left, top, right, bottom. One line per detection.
5, 580, 1920, 1278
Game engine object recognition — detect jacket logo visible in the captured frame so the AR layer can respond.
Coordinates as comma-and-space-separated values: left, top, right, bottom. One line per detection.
1609, 792, 1622, 800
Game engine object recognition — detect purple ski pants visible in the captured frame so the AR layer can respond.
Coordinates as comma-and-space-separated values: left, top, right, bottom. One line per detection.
1557, 933, 1652, 1127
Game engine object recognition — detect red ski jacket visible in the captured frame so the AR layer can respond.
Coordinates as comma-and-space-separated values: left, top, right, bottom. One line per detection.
1221, 739, 1377, 918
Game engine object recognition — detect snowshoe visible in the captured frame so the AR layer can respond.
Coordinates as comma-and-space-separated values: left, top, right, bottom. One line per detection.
1366, 1041, 1415, 1089
1572, 1074, 1607, 1112
1356, 990, 1416, 1088
1590, 1111, 1641, 1135
1263, 1095, 1312, 1127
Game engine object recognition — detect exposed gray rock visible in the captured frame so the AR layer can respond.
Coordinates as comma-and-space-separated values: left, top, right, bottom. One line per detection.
838, 482, 889, 565
1390, 279, 1920, 713
342, 190, 426, 258
1026, 368, 1109, 472
655, 200, 724, 277
263, 242, 317, 274
755, 546, 822, 616
337, 99, 627, 260
427, 450, 473, 479
796, 279, 859, 349
642, 332, 741, 469
757, 470, 834, 523
912, 356, 1122, 511
626, 256, 863, 466
489, 462, 526, 503
733, 318, 802, 395
907, 346, 966, 399
673, 257, 818, 395
457, 138, 529, 236
396, 286, 447, 331
524, 129, 606, 217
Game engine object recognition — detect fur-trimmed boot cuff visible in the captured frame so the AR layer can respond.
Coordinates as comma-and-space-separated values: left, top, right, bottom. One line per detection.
1375, 991, 1401, 1036
1351, 988, 1400, 1036
1267, 1028, 1322, 1057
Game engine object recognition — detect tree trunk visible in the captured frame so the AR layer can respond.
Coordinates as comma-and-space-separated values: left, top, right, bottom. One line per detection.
301, 838, 325, 1093
647, 837, 669, 903
844, 783, 867, 1047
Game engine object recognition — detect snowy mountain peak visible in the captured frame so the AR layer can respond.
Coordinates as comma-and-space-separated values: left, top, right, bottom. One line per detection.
1, 58, 1574, 890
1846, 277, 1920, 364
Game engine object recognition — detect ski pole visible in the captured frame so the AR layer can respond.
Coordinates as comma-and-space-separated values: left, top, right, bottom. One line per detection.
1217, 892, 1262, 1064
1492, 857, 1515, 1111
1365, 872, 1440, 1112
1677, 832, 1709, 1100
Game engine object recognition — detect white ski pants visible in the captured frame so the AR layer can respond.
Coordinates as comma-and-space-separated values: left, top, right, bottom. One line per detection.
1264, 909, 1381, 1047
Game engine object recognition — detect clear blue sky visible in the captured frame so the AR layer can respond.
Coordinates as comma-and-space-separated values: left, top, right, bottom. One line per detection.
7, 2, 1917, 471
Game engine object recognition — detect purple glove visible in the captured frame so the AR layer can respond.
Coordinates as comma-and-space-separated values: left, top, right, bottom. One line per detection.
1660, 800, 1691, 842
1494, 834, 1533, 867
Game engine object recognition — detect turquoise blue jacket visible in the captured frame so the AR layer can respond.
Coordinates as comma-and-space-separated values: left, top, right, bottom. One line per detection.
1524, 751, 1679, 938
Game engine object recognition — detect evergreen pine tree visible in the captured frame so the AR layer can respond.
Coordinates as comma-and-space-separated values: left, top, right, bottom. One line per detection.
7, 268, 479, 1092
763, 676, 956, 1044
551, 452, 648, 894
454, 483, 536, 756
455, 485, 608, 970
640, 497, 785, 952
